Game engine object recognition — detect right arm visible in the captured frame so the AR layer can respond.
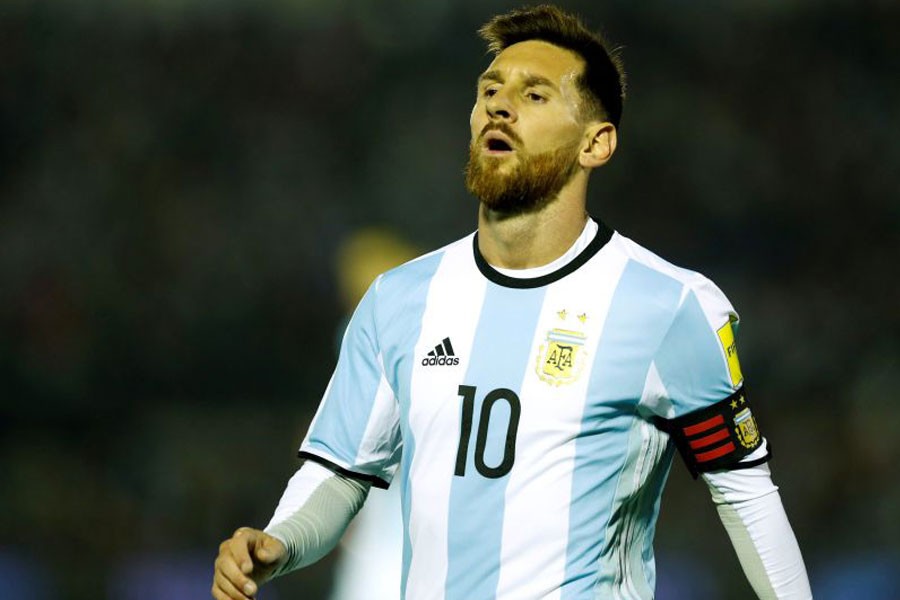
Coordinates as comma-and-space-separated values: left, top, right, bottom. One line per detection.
265, 461, 371, 575
214, 277, 401, 599
211, 461, 370, 600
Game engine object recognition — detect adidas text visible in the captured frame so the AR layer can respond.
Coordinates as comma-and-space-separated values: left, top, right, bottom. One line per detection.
422, 355, 460, 366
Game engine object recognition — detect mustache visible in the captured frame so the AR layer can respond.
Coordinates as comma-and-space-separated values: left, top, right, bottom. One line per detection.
478, 123, 523, 146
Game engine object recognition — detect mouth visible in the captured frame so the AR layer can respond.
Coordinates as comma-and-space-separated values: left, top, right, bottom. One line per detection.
482, 131, 516, 155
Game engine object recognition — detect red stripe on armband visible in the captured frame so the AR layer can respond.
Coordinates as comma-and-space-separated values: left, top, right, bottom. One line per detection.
688, 427, 730, 450
682, 414, 724, 437
696, 442, 736, 463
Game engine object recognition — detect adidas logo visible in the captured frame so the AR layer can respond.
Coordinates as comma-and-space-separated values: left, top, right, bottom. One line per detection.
421, 337, 460, 366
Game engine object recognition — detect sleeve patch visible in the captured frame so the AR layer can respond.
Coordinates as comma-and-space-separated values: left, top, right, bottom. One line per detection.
657, 387, 764, 477
716, 319, 743, 388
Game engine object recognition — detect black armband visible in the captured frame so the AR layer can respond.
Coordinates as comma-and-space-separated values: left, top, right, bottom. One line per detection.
656, 387, 769, 478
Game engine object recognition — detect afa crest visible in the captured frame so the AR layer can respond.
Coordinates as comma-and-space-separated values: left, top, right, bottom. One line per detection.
733, 407, 761, 449
536, 328, 587, 386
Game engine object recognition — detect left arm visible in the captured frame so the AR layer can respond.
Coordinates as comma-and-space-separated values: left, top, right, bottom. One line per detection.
703, 450, 812, 600
646, 277, 812, 598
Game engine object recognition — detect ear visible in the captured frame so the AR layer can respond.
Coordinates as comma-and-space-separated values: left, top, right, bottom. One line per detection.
578, 122, 617, 169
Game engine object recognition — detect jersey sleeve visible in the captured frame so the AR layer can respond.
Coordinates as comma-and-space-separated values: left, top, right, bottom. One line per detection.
299, 277, 401, 489
648, 276, 769, 477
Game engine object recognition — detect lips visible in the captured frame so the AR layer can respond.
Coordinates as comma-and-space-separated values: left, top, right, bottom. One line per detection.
482, 129, 516, 154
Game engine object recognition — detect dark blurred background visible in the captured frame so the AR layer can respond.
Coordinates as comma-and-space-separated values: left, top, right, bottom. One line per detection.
1, 0, 898, 598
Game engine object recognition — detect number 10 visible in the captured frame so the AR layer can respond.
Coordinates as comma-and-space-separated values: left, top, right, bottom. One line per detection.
454, 384, 521, 478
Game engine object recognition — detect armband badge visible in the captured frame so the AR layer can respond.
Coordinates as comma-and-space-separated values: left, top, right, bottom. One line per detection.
657, 388, 766, 477
734, 406, 760, 449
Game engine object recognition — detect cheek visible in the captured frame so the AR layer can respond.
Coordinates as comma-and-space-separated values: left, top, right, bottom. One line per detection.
529, 119, 581, 151
522, 129, 564, 154
470, 103, 484, 133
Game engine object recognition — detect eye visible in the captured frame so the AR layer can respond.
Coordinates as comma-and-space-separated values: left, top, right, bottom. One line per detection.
483, 87, 499, 98
526, 91, 546, 103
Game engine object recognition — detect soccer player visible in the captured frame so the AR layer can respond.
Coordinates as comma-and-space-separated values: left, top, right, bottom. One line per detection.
212, 5, 813, 599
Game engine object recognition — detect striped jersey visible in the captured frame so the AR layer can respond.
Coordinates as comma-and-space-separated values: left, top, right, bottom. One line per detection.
300, 220, 754, 599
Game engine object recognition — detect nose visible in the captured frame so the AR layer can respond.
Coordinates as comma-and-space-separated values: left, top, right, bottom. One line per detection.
486, 90, 517, 123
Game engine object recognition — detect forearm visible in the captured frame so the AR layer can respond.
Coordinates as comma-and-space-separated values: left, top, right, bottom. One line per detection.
703, 457, 812, 599
264, 461, 370, 577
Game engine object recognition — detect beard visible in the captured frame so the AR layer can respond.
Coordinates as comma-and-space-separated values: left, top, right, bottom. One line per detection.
465, 134, 581, 216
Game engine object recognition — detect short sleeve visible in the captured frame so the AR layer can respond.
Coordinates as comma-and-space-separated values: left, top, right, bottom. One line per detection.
649, 277, 767, 476
652, 277, 742, 415
299, 278, 401, 489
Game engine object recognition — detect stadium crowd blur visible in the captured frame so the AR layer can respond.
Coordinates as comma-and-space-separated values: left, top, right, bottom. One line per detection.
1, 1, 897, 598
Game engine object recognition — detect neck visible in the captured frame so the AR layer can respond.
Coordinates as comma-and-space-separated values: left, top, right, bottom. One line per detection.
477, 174, 589, 269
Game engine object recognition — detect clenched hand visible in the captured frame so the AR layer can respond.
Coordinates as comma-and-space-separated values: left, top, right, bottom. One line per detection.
212, 527, 286, 599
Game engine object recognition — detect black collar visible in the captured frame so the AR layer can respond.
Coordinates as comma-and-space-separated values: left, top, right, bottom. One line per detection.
472, 218, 613, 289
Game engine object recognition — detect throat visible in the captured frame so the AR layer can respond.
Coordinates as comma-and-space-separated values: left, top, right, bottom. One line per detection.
479, 210, 593, 271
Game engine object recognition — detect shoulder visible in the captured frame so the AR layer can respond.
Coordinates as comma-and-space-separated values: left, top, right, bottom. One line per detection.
609, 232, 710, 289
607, 231, 734, 315
374, 233, 473, 298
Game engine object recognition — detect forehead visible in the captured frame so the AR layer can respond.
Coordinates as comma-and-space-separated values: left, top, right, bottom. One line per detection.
482, 40, 585, 87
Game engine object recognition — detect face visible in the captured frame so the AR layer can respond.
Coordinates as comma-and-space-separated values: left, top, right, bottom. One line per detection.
465, 40, 589, 214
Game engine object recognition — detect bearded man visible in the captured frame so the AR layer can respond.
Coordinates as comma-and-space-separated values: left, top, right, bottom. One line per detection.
213, 5, 812, 599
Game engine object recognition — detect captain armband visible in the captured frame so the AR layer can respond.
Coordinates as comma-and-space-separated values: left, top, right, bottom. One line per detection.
657, 387, 770, 478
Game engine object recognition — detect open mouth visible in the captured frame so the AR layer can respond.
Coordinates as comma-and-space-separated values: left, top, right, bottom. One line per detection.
487, 138, 512, 152
484, 134, 515, 155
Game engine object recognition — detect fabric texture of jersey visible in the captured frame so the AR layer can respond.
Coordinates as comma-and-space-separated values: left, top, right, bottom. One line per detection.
299, 219, 766, 600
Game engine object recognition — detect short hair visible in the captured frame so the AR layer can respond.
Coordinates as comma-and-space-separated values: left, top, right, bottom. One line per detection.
478, 5, 626, 128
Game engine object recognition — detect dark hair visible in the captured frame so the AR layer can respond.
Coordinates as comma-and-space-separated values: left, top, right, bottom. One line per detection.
478, 4, 626, 128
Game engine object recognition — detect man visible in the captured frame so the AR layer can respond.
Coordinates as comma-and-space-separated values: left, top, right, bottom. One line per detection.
213, 5, 813, 599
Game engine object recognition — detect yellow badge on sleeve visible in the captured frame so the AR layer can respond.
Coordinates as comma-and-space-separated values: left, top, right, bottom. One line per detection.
716, 319, 744, 388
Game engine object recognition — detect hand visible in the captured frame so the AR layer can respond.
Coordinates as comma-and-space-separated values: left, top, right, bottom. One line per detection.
212, 527, 287, 599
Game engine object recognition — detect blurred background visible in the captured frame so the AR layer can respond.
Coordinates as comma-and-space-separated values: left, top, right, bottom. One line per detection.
1, 0, 898, 598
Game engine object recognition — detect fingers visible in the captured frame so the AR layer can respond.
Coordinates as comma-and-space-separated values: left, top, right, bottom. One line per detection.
212, 569, 253, 600
212, 529, 262, 599
216, 548, 257, 595
231, 528, 256, 574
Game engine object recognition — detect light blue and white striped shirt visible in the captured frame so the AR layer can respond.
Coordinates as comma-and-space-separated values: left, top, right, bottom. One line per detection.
300, 219, 748, 599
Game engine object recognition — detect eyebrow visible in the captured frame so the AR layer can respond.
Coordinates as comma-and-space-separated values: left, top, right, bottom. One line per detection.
477, 70, 559, 91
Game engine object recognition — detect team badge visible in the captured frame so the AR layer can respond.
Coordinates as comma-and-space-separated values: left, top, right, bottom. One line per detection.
716, 319, 744, 388
536, 328, 587, 386
733, 407, 760, 449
